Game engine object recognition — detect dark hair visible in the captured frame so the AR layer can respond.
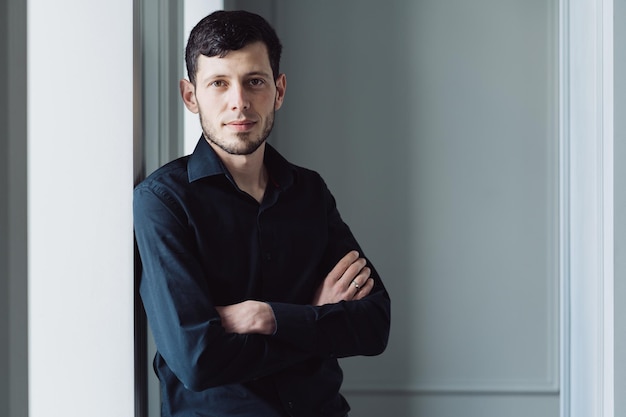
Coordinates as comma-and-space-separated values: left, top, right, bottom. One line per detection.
185, 10, 283, 85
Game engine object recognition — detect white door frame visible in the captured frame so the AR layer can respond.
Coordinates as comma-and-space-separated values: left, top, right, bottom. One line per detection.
560, 0, 614, 416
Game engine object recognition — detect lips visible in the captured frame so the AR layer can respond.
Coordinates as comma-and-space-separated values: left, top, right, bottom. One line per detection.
225, 119, 256, 132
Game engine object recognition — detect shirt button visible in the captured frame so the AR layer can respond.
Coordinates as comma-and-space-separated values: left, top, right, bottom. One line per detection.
287, 401, 294, 409
264, 252, 272, 261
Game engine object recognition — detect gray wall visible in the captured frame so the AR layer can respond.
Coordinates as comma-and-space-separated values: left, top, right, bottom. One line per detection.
1, 0, 28, 416
616, 0, 625, 415
1, 0, 9, 413
272, 1, 558, 415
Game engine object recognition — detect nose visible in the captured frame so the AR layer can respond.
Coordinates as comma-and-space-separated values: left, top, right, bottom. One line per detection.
228, 83, 250, 111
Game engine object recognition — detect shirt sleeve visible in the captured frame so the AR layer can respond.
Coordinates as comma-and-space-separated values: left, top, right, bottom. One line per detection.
134, 183, 311, 392
268, 178, 391, 359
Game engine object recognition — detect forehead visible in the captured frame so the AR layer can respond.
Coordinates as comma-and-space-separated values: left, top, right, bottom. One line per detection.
196, 41, 272, 78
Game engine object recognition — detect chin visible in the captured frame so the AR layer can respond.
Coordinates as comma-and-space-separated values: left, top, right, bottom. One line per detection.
222, 140, 266, 156
204, 129, 269, 156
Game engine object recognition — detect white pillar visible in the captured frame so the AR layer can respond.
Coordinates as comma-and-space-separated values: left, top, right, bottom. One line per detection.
27, 1, 135, 416
560, 0, 614, 416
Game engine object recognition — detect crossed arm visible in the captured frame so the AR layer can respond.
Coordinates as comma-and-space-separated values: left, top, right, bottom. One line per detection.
216, 250, 375, 335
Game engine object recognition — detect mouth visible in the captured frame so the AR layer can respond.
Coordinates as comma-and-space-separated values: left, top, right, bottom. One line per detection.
225, 119, 257, 132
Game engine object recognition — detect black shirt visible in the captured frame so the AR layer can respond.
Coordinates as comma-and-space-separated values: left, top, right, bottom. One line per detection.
134, 138, 391, 416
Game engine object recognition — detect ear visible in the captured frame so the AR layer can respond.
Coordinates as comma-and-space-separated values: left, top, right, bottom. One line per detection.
179, 79, 199, 113
274, 73, 287, 111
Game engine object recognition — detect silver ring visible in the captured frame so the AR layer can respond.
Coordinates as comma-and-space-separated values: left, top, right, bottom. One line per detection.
353, 280, 360, 289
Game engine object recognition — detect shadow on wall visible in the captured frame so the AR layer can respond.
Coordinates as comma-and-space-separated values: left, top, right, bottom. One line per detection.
271, 2, 415, 415
271, 1, 560, 416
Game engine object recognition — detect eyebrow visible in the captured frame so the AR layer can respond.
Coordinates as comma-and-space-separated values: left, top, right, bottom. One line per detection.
200, 71, 273, 84
245, 70, 273, 79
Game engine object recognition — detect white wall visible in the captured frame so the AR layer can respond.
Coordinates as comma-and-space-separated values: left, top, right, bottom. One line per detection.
26, 1, 135, 416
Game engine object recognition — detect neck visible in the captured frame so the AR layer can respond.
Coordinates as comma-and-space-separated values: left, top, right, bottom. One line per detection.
210, 142, 268, 203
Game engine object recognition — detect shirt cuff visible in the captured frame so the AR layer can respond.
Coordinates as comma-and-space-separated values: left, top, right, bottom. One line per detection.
266, 302, 325, 356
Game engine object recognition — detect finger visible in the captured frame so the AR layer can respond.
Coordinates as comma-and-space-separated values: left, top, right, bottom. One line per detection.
326, 251, 360, 281
348, 266, 371, 292
339, 258, 367, 287
353, 278, 374, 300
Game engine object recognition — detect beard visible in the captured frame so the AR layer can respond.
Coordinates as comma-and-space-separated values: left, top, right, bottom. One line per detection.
199, 110, 275, 156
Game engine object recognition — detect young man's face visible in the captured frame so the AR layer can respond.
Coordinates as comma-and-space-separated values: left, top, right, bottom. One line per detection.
180, 41, 286, 156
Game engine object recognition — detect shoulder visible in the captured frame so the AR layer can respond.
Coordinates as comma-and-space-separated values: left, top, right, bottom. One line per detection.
290, 162, 321, 180
284, 160, 331, 196
282, 162, 338, 208
135, 156, 191, 194
133, 156, 193, 214
265, 144, 328, 191
291, 162, 331, 189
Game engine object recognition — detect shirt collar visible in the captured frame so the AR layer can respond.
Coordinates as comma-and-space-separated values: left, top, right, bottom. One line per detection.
187, 136, 227, 182
187, 136, 295, 190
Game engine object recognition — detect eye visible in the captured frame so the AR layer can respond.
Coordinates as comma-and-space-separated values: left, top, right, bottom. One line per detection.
248, 78, 265, 87
210, 80, 226, 88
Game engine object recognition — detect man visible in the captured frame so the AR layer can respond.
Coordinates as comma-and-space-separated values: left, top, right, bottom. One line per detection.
134, 10, 390, 417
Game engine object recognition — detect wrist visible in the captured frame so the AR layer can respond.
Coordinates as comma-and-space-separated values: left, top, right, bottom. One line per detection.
258, 302, 277, 335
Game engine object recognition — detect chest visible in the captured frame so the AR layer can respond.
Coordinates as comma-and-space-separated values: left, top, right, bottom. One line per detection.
184, 182, 330, 304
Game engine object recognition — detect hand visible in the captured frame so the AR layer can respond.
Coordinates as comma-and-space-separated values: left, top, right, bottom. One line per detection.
215, 301, 277, 335
312, 251, 374, 306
